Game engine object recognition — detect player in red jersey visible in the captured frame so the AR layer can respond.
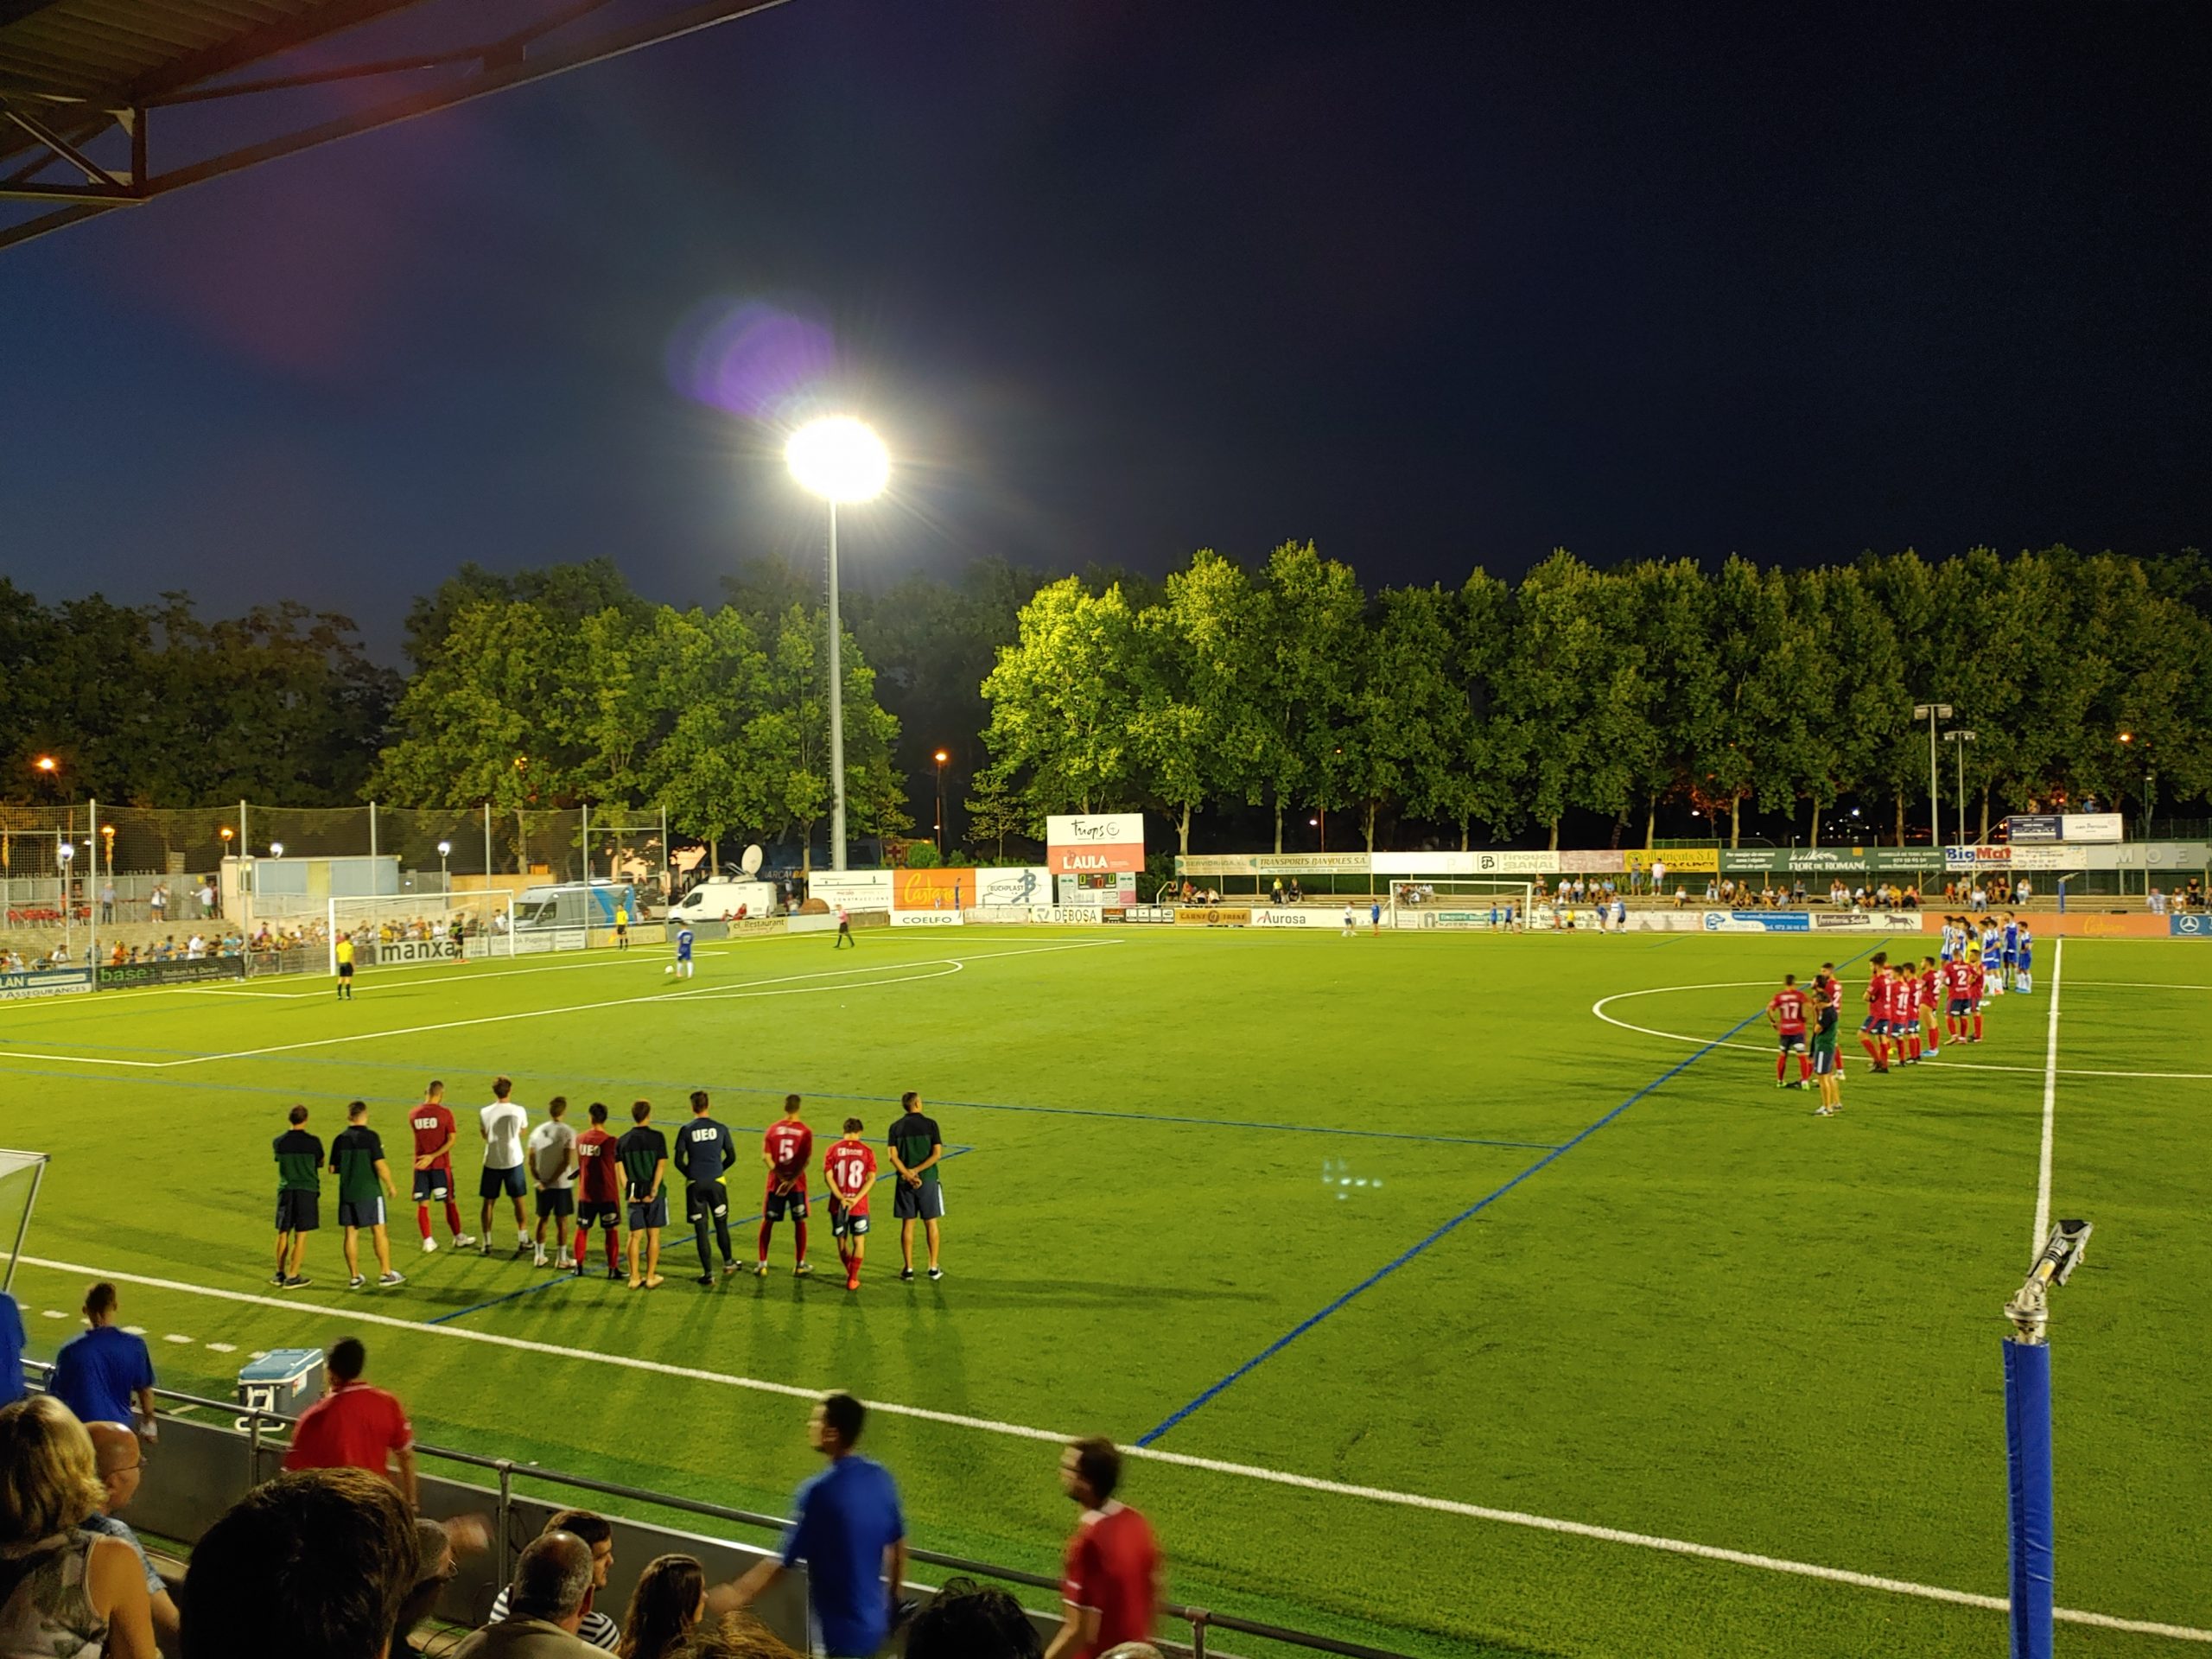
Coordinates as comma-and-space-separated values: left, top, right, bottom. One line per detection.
1916, 957, 1942, 1059
1859, 955, 1892, 1072
1967, 956, 1987, 1041
409, 1080, 475, 1252
1765, 974, 1811, 1088
1893, 960, 1922, 1065
1945, 956, 1974, 1045
822, 1117, 879, 1292
572, 1101, 626, 1277
757, 1093, 814, 1277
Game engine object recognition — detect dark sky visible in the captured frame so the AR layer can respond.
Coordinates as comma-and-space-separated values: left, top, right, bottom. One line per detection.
4, 1, 2209, 655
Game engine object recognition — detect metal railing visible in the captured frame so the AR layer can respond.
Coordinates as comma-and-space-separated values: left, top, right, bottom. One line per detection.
23, 1366, 1415, 1659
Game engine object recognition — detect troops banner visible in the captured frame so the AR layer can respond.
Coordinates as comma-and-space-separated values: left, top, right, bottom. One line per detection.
1046, 813, 1146, 874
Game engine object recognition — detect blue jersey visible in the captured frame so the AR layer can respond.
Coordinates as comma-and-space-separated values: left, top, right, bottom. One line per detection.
2003, 921, 2019, 954
1981, 931, 2002, 968
2017, 931, 2034, 966
675, 1116, 734, 1182
676, 926, 695, 960
1939, 927, 1955, 961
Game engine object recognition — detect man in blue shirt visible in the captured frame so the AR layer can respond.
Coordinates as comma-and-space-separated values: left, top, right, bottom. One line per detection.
719, 1391, 907, 1656
0, 1287, 24, 1405
51, 1281, 156, 1433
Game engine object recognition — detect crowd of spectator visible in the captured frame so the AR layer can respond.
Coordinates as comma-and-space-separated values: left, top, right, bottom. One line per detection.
1, 1292, 1170, 1659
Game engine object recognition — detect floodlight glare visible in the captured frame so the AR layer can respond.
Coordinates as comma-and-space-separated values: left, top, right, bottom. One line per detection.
786, 416, 889, 504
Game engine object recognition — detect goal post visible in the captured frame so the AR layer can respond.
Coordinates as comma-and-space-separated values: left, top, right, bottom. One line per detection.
1388, 879, 1535, 931
327, 891, 515, 976
0, 1149, 49, 1296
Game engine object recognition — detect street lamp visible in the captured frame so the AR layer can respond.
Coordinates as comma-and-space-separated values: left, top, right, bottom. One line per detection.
1912, 703, 1953, 844
55, 839, 74, 960
437, 840, 452, 895
2118, 732, 2154, 839
1943, 729, 1977, 848
786, 416, 889, 874
931, 751, 949, 856
269, 841, 284, 859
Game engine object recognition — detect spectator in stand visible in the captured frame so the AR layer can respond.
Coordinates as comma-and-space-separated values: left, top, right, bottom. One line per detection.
0, 1285, 22, 1408
906, 1579, 1042, 1659
1046, 1438, 1162, 1659
82, 1421, 180, 1643
616, 1554, 706, 1659
2149, 887, 2167, 915
396, 1515, 493, 1659
148, 883, 166, 925
49, 1283, 155, 1440
455, 1531, 601, 1658
490, 1511, 620, 1649
182, 1467, 416, 1659
664, 1616, 802, 1659
0, 1395, 156, 1659
283, 1337, 417, 1507
718, 1393, 906, 1659
99, 879, 115, 923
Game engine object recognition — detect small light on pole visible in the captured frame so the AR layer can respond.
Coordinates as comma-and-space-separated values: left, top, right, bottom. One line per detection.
931, 751, 950, 856
270, 841, 284, 859
437, 840, 452, 895
786, 416, 889, 874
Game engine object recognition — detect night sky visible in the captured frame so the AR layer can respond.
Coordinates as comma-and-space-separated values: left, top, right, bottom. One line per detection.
4, 1, 2209, 655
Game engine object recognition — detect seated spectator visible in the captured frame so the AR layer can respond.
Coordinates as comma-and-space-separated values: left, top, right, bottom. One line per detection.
664, 1614, 802, 1658
490, 1510, 618, 1647
617, 1554, 705, 1659
80, 1421, 179, 1643
396, 1515, 492, 1659
906, 1578, 1043, 1659
0, 1395, 156, 1659
181, 1466, 416, 1659
1100, 1648, 1165, 1659
454, 1531, 601, 1657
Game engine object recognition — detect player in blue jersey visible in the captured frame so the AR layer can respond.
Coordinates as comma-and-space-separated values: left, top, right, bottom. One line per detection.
669, 923, 696, 981
2015, 921, 2035, 993
2001, 913, 2021, 988
675, 1090, 739, 1284
1938, 918, 1957, 963
1980, 920, 2004, 996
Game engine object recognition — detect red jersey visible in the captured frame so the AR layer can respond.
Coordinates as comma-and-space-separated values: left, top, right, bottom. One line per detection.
823, 1137, 878, 1214
765, 1120, 814, 1189
1948, 960, 1973, 999
1892, 974, 1917, 1020
284, 1379, 411, 1481
1865, 970, 1888, 1014
575, 1126, 622, 1205
1061, 1503, 1160, 1659
1919, 968, 1939, 1010
410, 1103, 455, 1171
1767, 988, 1806, 1035
1967, 960, 1986, 1001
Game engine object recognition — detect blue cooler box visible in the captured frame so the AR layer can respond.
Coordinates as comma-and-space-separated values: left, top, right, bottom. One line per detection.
236, 1347, 325, 1430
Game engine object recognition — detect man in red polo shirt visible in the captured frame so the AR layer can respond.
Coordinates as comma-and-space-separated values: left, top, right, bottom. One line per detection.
1046, 1436, 1161, 1659
283, 1336, 417, 1509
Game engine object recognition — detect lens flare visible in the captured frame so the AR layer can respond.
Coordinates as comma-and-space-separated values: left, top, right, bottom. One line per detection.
665, 296, 835, 422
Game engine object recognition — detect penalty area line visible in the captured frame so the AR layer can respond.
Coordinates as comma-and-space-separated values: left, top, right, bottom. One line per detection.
14, 1254, 2206, 1644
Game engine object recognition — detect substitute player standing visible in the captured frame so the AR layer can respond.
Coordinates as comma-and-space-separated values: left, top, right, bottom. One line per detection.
823, 1119, 878, 1293
410, 1080, 475, 1254
889, 1091, 946, 1283
526, 1097, 579, 1269
330, 1100, 404, 1289
1766, 974, 1810, 1089
271, 1104, 321, 1289
758, 1095, 814, 1278
478, 1077, 531, 1255
618, 1100, 669, 1290
1808, 988, 1843, 1115
572, 1102, 625, 1278
676, 1090, 739, 1285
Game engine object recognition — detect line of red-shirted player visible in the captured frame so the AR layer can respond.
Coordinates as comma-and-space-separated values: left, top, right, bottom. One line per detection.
1764, 950, 1994, 1084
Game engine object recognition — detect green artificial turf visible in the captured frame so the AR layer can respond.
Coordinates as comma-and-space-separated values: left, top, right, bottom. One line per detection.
1, 925, 2204, 1658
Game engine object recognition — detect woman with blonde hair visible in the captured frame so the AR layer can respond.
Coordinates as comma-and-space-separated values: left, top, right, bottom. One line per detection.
618, 1554, 708, 1659
0, 1396, 155, 1659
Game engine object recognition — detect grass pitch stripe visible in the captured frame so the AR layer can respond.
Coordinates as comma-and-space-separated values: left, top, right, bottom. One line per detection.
1136, 941, 1892, 1450
17, 1251, 2207, 1644
2033, 938, 2065, 1261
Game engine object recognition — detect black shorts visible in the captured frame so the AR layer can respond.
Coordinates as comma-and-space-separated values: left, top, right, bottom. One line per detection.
684, 1181, 729, 1224
412, 1167, 452, 1202
338, 1196, 385, 1230
1777, 1032, 1806, 1052
575, 1200, 620, 1228
535, 1187, 575, 1218
338, 963, 354, 979
480, 1165, 526, 1200
828, 1200, 869, 1238
893, 1181, 944, 1222
626, 1193, 669, 1231
763, 1183, 809, 1223
275, 1190, 319, 1233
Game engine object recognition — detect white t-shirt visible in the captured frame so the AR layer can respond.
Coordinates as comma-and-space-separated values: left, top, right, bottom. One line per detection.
480, 1102, 529, 1170
526, 1120, 577, 1189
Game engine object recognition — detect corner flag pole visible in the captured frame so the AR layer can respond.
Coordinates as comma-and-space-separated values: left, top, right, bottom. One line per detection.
2002, 1219, 2091, 1659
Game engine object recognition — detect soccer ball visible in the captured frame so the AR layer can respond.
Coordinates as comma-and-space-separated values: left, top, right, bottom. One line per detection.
664, 964, 675, 976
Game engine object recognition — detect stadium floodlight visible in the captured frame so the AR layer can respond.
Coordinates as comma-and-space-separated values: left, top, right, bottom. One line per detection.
785, 416, 890, 874
437, 841, 452, 893
1913, 702, 1953, 846
270, 841, 284, 858
1944, 729, 1977, 849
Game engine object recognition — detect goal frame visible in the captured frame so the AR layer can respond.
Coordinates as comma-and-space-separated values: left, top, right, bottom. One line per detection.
327, 890, 515, 976
0, 1149, 49, 1295
1386, 879, 1535, 931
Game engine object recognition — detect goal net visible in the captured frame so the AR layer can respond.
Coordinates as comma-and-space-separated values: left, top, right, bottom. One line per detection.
1388, 879, 1535, 931
327, 891, 515, 976
0, 1149, 49, 1296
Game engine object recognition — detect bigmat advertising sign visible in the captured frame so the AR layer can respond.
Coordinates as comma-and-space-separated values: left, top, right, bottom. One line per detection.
1046, 814, 1146, 874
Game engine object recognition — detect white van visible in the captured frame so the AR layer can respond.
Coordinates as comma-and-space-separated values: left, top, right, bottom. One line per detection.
670, 878, 779, 923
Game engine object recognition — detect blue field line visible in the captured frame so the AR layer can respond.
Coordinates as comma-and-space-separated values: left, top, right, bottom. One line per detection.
425, 1149, 971, 1325
1135, 941, 1890, 1447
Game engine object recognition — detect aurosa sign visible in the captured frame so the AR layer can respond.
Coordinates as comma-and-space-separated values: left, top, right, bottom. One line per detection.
1046, 813, 1145, 874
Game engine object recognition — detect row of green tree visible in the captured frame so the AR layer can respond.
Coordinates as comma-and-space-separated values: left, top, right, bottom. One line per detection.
974, 543, 2212, 850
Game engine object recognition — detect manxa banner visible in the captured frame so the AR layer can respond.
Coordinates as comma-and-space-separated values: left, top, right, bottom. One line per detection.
1046, 813, 1146, 874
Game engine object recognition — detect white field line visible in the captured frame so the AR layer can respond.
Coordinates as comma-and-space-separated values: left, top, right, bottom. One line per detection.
16, 1255, 2206, 1644
1590, 982, 2212, 1082
0, 940, 1122, 1071
2034, 939, 2065, 1257
2061, 981, 2212, 992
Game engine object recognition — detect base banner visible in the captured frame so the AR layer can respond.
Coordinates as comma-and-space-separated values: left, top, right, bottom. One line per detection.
97, 957, 247, 988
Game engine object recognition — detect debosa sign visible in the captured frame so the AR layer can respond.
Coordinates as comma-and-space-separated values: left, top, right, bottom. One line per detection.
1046, 813, 1145, 874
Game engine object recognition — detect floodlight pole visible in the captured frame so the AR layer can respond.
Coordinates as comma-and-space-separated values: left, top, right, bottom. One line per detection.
1914, 702, 1952, 848
827, 499, 848, 874
1947, 730, 1977, 850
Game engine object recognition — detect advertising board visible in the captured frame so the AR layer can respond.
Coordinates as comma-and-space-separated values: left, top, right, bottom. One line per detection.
1622, 848, 1719, 874
2171, 912, 2212, 938
1721, 847, 1944, 875
890, 911, 963, 927
96, 957, 245, 989
0, 968, 94, 1000
892, 868, 976, 912
1414, 909, 1492, 931
1026, 906, 1103, 925
1253, 907, 1331, 927
973, 867, 1052, 907
1703, 910, 1811, 933
366, 939, 463, 965
1946, 845, 2067, 870
1122, 906, 1177, 924
1175, 906, 1250, 926
1046, 813, 1146, 874
806, 870, 894, 912
2006, 814, 2063, 844
2063, 813, 2124, 844
1179, 853, 1370, 876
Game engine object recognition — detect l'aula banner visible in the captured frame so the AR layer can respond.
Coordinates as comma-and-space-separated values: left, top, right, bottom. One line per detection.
1046, 813, 1145, 874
